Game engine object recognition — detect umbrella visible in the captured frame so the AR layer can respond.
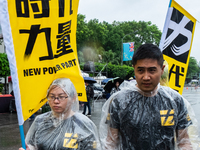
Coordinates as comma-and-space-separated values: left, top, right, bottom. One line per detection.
104, 77, 124, 93
83, 77, 97, 83
101, 78, 113, 85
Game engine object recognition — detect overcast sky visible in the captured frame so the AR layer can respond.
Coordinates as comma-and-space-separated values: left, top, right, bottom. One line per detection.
0, 1, 199, 62
78, 0, 200, 63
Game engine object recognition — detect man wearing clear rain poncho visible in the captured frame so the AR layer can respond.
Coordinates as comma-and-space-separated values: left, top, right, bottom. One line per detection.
19, 78, 101, 150
99, 44, 199, 150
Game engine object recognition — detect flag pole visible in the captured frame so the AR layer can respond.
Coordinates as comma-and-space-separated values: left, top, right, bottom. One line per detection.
19, 125, 26, 149
0, 0, 27, 149
168, 0, 172, 7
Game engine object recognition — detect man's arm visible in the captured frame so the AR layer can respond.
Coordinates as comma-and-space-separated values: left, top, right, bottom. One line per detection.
177, 129, 193, 150
105, 127, 119, 150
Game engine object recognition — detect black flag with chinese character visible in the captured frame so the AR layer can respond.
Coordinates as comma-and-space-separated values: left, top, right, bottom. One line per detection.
159, 0, 196, 94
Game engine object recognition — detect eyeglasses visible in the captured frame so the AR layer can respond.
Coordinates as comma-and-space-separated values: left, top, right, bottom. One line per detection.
47, 96, 68, 101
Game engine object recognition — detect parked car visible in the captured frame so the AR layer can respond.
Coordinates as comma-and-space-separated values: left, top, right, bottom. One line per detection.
93, 90, 103, 98
91, 83, 105, 98
188, 79, 199, 87
81, 70, 89, 77
92, 83, 103, 91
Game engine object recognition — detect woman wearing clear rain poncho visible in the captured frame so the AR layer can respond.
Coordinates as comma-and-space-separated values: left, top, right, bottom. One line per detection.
99, 44, 199, 150
19, 78, 101, 150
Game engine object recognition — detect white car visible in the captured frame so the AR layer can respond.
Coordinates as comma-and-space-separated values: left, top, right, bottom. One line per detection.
81, 70, 89, 77
93, 90, 103, 98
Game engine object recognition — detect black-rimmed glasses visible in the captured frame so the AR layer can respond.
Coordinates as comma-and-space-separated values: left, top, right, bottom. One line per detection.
47, 96, 68, 101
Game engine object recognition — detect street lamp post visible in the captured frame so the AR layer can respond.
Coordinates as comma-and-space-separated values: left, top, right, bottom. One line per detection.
121, 32, 135, 66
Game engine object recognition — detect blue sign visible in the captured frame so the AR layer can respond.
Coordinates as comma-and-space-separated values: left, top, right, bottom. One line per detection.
123, 42, 134, 61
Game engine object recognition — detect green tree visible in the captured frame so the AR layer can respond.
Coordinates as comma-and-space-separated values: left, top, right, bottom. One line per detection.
102, 50, 120, 65
76, 14, 162, 65
103, 21, 123, 54
76, 15, 108, 63
0, 53, 10, 93
94, 62, 134, 79
76, 14, 91, 51
0, 84, 3, 93
87, 19, 109, 46
186, 57, 199, 78
104, 20, 161, 54
0, 53, 10, 77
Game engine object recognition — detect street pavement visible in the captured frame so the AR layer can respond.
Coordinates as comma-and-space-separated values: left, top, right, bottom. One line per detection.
0, 98, 106, 150
0, 87, 200, 149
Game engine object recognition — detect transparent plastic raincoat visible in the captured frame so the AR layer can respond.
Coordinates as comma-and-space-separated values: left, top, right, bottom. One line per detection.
25, 78, 101, 150
99, 79, 199, 149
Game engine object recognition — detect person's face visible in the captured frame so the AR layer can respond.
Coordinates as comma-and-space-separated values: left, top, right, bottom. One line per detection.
48, 86, 70, 114
133, 58, 164, 93
116, 82, 119, 87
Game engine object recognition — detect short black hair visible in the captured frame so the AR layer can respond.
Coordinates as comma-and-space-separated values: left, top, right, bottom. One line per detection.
132, 43, 163, 67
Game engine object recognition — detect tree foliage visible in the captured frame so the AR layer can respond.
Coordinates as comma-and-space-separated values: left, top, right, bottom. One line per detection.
186, 57, 199, 77
76, 14, 162, 66
0, 53, 10, 77
76, 14, 91, 50
102, 50, 120, 65
0, 84, 3, 93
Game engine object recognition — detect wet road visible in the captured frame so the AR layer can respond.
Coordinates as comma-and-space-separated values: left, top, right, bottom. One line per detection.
182, 87, 200, 136
0, 87, 200, 149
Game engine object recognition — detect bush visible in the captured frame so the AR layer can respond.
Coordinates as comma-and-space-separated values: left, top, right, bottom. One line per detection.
0, 84, 3, 93
90, 62, 134, 79
0, 53, 10, 77
105, 63, 134, 79
80, 62, 135, 79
